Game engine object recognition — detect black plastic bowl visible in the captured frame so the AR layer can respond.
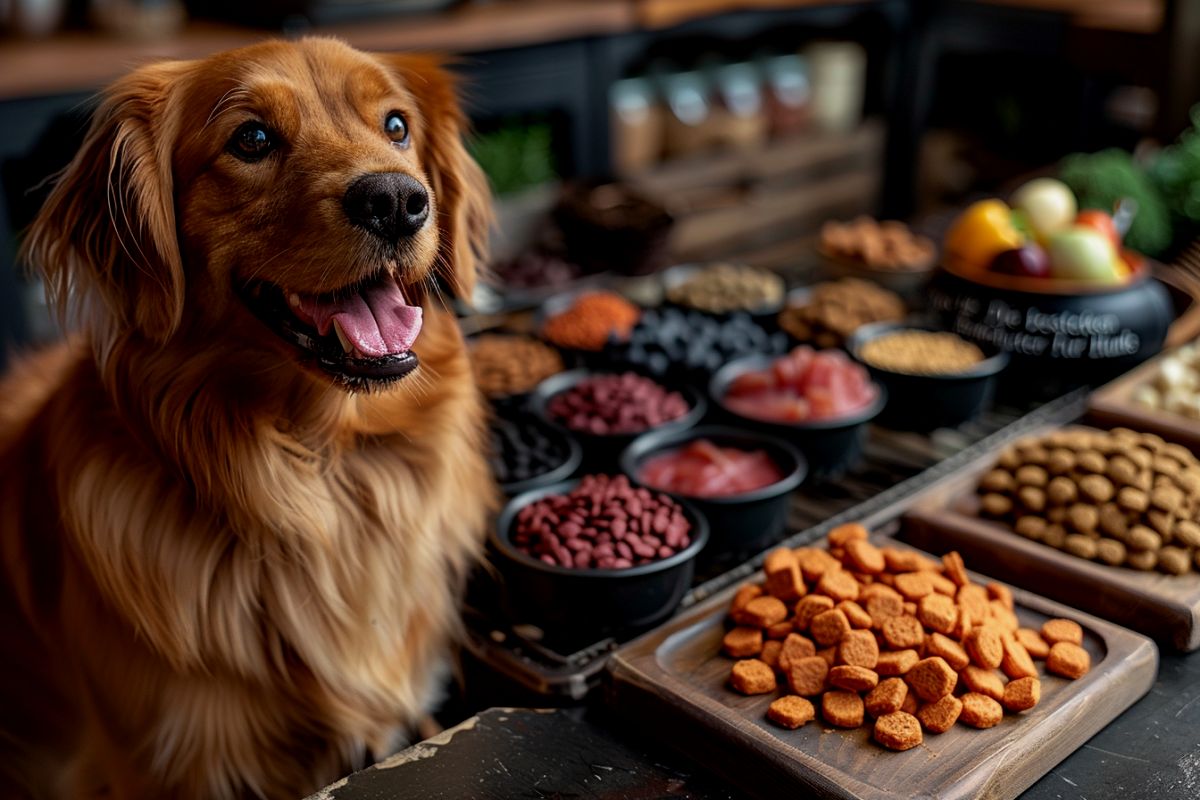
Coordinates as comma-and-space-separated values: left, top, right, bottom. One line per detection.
490, 479, 710, 641
620, 425, 805, 565
532, 369, 706, 472
708, 354, 885, 477
847, 321, 1010, 432
496, 425, 583, 498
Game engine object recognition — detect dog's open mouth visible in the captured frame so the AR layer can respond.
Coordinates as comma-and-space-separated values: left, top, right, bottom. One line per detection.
239, 271, 423, 387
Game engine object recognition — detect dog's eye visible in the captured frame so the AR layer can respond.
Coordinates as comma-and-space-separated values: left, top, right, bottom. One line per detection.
384, 111, 409, 146
228, 122, 275, 162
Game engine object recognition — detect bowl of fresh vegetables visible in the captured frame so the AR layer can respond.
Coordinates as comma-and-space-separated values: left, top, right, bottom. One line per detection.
928, 177, 1172, 395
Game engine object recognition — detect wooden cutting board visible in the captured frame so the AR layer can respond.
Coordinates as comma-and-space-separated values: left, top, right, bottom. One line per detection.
607, 541, 1157, 800
1088, 349, 1200, 457
899, 430, 1200, 652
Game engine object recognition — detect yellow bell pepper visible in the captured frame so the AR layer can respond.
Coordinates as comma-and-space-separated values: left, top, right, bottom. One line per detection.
944, 200, 1026, 272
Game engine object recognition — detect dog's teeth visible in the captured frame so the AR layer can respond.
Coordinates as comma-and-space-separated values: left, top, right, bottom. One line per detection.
332, 319, 354, 353
288, 292, 301, 308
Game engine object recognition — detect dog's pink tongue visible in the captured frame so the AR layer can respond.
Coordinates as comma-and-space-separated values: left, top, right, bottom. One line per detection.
296, 281, 422, 357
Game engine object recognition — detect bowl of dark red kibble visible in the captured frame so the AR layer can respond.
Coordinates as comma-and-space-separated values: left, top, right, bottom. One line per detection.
532, 369, 705, 471
491, 474, 709, 639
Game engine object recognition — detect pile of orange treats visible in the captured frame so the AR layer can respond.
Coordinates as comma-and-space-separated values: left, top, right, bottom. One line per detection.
720, 523, 1091, 751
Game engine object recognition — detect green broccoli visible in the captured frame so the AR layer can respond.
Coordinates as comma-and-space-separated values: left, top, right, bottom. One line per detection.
1059, 149, 1173, 257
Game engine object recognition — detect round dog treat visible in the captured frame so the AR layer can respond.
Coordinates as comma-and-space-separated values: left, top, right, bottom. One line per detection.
980, 469, 1016, 493
816, 647, 837, 667
876, 649, 919, 677
1046, 476, 1078, 506
1079, 474, 1115, 504
873, 711, 922, 751
987, 582, 1014, 610
796, 548, 839, 583
845, 539, 886, 574
1001, 638, 1038, 680
1127, 548, 1158, 570
881, 615, 925, 650
942, 551, 969, 587
723, 626, 763, 657
837, 601, 873, 630
816, 569, 860, 602
865, 590, 905, 626
1002, 676, 1041, 712
810, 608, 852, 646
917, 593, 958, 635
894, 572, 935, 600
767, 695, 815, 729
730, 584, 764, 619
1078, 450, 1107, 474
960, 666, 1005, 701
829, 665, 880, 693
838, 629, 880, 669
788, 655, 830, 696
822, 690, 865, 728
981, 494, 1013, 517
742, 596, 789, 628
764, 549, 805, 601
778, 633, 817, 672
1046, 642, 1091, 679
1016, 628, 1050, 659
1064, 534, 1099, 560
1017, 486, 1046, 513
1047, 448, 1077, 475
761, 640, 783, 670
926, 632, 970, 671
917, 694, 963, 734
988, 601, 1020, 633
766, 621, 794, 640
1096, 537, 1127, 566
1014, 515, 1048, 540
1042, 524, 1067, 549
957, 583, 989, 616
905, 657, 958, 702
1117, 487, 1150, 513
959, 693, 1004, 728
794, 595, 836, 630
731, 659, 777, 694
1066, 503, 1100, 536
1040, 619, 1083, 646
829, 522, 870, 547
865, 677, 908, 718
1016, 465, 1049, 488
1159, 546, 1192, 575
965, 626, 1004, 669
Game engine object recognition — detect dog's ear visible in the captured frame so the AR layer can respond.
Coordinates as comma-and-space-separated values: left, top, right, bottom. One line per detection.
22, 61, 187, 343
377, 53, 491, 300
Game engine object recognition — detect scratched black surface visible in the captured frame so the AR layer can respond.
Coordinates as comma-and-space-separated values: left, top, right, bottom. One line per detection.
318, 648, 1198, 800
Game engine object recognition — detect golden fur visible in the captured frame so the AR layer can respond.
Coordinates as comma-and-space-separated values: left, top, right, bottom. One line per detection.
0, 38, 495, 799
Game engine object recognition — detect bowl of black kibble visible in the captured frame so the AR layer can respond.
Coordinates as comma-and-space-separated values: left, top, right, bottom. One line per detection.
489, 410, 583, 497
602, 307, 789, 385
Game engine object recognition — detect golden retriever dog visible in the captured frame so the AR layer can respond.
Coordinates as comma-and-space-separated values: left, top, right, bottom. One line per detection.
0, 37, 494, 799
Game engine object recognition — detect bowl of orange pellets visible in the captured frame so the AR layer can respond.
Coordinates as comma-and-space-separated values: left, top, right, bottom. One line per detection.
539, 290, 642, 354
716, 523, 1091, 751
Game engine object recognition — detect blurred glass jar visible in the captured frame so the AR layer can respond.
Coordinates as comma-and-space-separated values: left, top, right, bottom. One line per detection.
805, 42, 866, 133
709, 62, 769, 153
660, 69, 715, 159
610, 77, 665, 176
760, 53, 811, 138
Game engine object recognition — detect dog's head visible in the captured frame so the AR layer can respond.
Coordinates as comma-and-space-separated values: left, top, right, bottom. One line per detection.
25, 38, 490, 390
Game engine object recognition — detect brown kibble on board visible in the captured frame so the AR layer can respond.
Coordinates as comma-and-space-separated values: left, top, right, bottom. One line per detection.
918, 593, 958, 635
778, 633, 817, 672
1016, 628, 1050, 659
865, 677, 908, 717
865, 589, 905, 627
1017, 486, 1046, 514
980, 468, 1016, 493
767, 695, 815, 729
1046, 642, 1091, 679
1001, 638, 1038, 680
1041, 618, 1083, 646
1159, 546, 1192, 576
917, 694, 963, 734
810, 608, 852, 646
822, 690, 865, 728
1046, 476, 1078, 507
881, 615, 925, 650
796, 548, 840, 583
928, 572, 958, 597
960, 666, 1005, 702
817, 646, 837, 667
894, 572, 935, 600
742, 596, 788, 628
1079, 474, 1115, 504
905, 657, 958, 702
829, 665, 880, 693
838, 629, 880, 669
876, 649, 920, 677
883, 548, 939, 573
794, 595, 835, 631
730, 659, 777, 694
958, 583, 989, 618
730, 584, 764, 623
951, 604, 974, 641
788, 655, 830, 695
986, 582, 1014, 611
1002, 677, 1041, 712
829, 522, 869, 548
965, 626, 1004, 669
988, 601, 1020, 633
845, 539, 886, 574
1016, 464, 1049, 488
761, 640, 783, 670
873, 711, 923, 751
764, 548, 805, 601
959, 693, 1004, 728
723, 626, 763, 657
766, 621, 794, 640
1118, 487, 1150, 513
816, 569, 861, 603
838, 601, 873, 630
981, 494, 1013, 516
926, 632, 970, 671
942, 551, 969, 587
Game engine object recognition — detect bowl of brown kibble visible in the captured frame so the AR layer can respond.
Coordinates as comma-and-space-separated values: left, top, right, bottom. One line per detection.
469, 333, 566, 406
661, 262, 786, 320
818, 217, 938, 299
777, 279, 906, 350
847, 322, 1009, 432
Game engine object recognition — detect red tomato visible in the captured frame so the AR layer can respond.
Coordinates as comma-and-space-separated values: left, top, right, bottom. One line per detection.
1075, 209, 1121, 251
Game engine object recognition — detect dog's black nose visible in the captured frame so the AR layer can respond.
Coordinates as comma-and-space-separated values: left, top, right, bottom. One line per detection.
343, 173, 430, 242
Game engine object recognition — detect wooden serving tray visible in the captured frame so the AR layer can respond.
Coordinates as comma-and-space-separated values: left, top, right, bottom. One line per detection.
1088, 348, 1200, 457
900, 431, 1200, 652
607, 539, 1157, 800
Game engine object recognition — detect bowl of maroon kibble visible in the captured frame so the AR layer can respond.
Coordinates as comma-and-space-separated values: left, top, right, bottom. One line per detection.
490, 474, 710, 639
532, 369, 706, 472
